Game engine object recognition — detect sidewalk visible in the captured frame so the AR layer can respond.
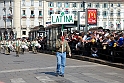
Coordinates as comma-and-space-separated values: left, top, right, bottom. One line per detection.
42, 51, 124, 69
68, 55, 124, 69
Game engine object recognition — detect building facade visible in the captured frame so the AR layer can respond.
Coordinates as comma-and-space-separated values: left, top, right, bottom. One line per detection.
0, 0, 124, 39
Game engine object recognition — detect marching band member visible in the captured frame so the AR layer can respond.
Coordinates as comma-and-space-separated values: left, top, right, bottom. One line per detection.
8, 39, 15, 52
26, 40, 31, 51
32, 39, 37, 54
3, 40, 6, 54
24, 39, 29, 52
21, 39, 28, 54
5, 40, 10, 55
1, 40, 5, 54
12, 39, 17, 52
15, 38, 21, 57
32, 39, 41, 54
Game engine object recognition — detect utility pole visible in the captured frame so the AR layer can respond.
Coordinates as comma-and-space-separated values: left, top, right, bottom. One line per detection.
83, 1, 88, 32
3, 1, 7, 40
83, 1, 85, 12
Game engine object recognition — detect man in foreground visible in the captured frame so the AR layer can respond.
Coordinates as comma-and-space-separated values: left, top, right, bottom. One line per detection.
55, 32, 71, 77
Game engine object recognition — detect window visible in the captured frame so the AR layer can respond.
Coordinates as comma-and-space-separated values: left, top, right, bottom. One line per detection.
57, 10, 60, 14
22, 10, 26, 15
111, 4, 113, 7
31, 0, 34, 6
30, 10, 34, 17
39, 0, 42, 6
4, 1, 5, 6
103, 3, 107, 8
102, 11, 107, 17
50, 12, 52, 15
80, 3, 83, 8
97, 11, 100, 16
117, 11, 120, 16
22, 0, 25, 6
87, 3, 91, 7
72, 11, 77, 16
22, 31, 26, 35
72, 3, 77, 8
110, 22, 114, 28
96, 3, 99, 8
39, 11, 42, 16
31, 10, 34, 15
10, 0, 12, 6
48, 2, 54, 7
48, 10, 54, 15
56, 2, 62, 8
117, 3, 120, 7
110, 11, 113, 16
116, 21, 121, 28
65, 2, 70, 8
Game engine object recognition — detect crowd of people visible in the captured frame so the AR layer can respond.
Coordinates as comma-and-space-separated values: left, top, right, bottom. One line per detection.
0, 38, 43, 57
63, 29, 124, 63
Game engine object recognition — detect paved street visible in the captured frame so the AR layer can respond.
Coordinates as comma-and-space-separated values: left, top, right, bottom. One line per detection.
0, 52, 124, 83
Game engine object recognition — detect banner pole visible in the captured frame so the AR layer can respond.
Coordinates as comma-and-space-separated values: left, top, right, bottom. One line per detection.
62, 24, 64, 53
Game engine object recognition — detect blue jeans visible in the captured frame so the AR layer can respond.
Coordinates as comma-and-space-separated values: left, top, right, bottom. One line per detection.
56, 52, 66, 75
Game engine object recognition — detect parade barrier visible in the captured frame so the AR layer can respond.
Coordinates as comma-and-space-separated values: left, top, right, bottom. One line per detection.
38, 44, 124, 69
70, 42, 124, 64
38, 41, 124, 69
39, 41, 124, 64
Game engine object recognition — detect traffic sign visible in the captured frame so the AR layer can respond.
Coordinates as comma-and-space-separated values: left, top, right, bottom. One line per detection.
51, 12, 74, 24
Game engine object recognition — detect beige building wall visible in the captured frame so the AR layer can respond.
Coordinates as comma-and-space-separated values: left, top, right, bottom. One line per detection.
1, 0, 124, 39
13, 0, 47, 38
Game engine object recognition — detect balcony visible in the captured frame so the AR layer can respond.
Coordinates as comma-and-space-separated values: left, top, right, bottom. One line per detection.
30, 14, 35, 18
21, 25, 27, 30
117, 16, 121, 19
29, 25, 34, 30
7, 14, 13, 19
103, 16, 107, 19
38, 15, 43, 19
22, 15, 27, 18
3, 15, 7, 20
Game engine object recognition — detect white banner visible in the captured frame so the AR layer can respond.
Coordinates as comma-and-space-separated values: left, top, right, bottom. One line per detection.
79, 12, 86, 25
51, 12, 74, 24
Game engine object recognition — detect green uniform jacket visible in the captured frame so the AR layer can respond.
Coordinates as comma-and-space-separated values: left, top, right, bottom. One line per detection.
56, 39, 71, 53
